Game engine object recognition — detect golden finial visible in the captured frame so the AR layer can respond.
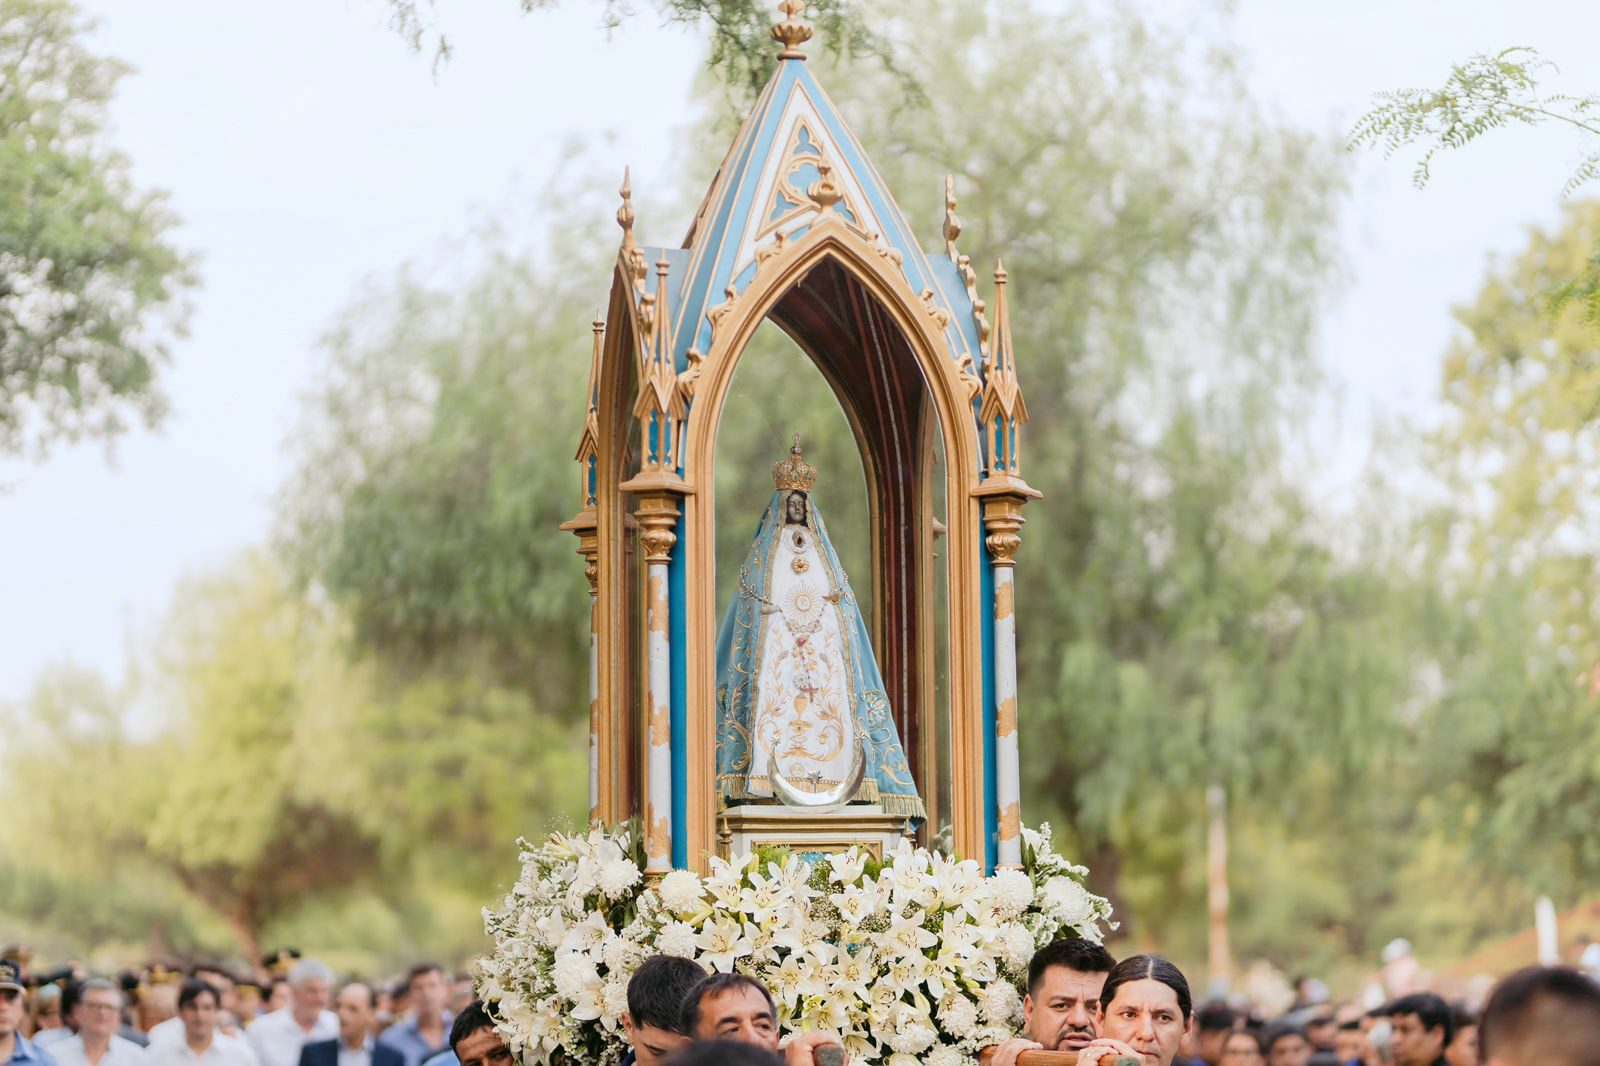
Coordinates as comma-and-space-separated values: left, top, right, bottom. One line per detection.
772, 434, 818, 490
943, 174, 962, 259
772, 0, 812, 60
617, 168, 635, 238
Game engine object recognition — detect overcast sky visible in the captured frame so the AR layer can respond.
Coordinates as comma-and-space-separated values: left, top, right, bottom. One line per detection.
2, 0, 1596, 706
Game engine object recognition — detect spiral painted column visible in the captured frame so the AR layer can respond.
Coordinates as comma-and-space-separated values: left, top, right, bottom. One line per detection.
635, 494, 681, 876
984, 497, 1026, 868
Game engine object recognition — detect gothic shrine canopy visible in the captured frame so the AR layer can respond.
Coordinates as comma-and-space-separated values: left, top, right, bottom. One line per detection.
566, 0, 1039, 876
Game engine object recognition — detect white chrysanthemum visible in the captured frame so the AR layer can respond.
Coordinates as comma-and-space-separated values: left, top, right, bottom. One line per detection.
978, 981, 1020, 1025
995, 923, 1034, 970
937, 994, 978, 1038
656, 920, 699, 959
552, 952, 600, 1001
989, 869, 1034, 917
888, 1020, 937, 1055
599, 979, 630, 1028
659, 869, 705, 914
1040, 876, 1093, 928
601, 932, 637, 972
925, 1046, 965, 1066
598, 857, 641, 899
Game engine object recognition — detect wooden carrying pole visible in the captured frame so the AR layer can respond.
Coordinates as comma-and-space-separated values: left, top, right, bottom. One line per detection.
976, 1049, 1139, 1066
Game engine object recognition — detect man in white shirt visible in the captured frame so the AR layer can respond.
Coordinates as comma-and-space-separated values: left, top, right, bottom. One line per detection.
148, 982, 253, 1066
246, 962, 335, 1066
50, 981, 147, 1066
146, 993, 255, 1066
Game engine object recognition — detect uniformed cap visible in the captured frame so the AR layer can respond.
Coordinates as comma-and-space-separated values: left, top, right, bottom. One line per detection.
0, 958, 23, 994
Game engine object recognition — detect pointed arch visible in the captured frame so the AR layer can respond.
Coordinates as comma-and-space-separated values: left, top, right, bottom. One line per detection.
676, 215, 990, 867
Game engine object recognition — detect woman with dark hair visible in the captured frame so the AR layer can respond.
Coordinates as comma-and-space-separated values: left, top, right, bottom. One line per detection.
1074, 955, 1193, 1066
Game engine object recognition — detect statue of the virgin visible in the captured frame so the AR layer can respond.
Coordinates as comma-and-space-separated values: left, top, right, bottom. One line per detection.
714, 438, 925, 821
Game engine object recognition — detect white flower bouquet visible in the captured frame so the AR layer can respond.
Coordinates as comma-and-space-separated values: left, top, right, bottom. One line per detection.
477, 822, 1113, 1066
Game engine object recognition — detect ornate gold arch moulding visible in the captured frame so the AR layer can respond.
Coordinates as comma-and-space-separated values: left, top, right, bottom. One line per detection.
676, 216, 990, 867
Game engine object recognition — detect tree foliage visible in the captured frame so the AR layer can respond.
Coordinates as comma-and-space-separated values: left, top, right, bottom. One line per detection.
384, 0, 903, 102
9, 0, 1598, 982
803, 1, 1400, 951
0, 0, 195, 457
1410, 200, 1600, 899
1350, 47, 1600, 326
1, 558, 380, 961
293, 0, 1403, 963
0, 551, 585, 965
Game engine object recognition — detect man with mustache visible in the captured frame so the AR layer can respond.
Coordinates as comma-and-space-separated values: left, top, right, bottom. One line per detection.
991, 938, 1118, 1066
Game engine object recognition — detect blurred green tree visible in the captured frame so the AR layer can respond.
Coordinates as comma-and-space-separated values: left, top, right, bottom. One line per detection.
1411, 200, 1600, 900
0, 0, 195, 457
0, 557, 379, 960
300, 0, 1415, 956
1, 550, 586, 964
799, 1, 1419, 949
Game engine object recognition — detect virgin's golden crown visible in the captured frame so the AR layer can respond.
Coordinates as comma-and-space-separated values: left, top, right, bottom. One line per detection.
772, 435, 817, 491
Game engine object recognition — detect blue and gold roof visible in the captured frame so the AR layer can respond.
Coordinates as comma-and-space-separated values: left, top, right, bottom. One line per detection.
613, 2, 998, 442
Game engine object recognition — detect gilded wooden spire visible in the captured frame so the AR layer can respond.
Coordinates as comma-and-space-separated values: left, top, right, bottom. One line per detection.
574, 314, 605, 507
617, 168, 635, 243
979, 259, 1029, 475
618, 168, 646, 287
772, 0, 812, 60
943, 174, 962, 260
633, 256, 687, 472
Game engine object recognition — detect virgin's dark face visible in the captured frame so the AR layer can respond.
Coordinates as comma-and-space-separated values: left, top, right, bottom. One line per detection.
786, 494, 806, 524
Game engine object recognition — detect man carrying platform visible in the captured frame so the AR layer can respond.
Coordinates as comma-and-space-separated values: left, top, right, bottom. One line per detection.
620, 957, 701, 1066
679, 974, 844, 1066
989, 938, 1118, 1066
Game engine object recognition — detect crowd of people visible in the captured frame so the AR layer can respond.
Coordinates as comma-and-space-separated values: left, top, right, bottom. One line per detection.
3, 941, 1598, 1066
0, 951, 467, 1066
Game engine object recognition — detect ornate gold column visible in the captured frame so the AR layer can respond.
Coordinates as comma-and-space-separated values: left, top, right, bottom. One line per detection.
563, 317, 606, 824
563, 513, 601, 823
626, 486, 687, 875
975, 260, 1038, 868
980, 494, 1027, 866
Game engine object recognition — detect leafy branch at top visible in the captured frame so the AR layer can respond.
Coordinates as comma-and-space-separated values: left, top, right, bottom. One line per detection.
1351, 47, 1600, 326
1348, 46, 1600, 192
383, 0, 913, 104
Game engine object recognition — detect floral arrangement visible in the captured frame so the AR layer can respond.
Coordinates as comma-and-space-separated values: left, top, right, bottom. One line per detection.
477, 823, 1113, 1066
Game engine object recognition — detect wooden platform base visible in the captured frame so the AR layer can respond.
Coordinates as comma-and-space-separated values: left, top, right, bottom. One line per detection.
716, 803, 912, 860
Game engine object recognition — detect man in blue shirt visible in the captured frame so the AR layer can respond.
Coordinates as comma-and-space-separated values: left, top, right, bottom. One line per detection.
376, 968, 450, 1066
1, 961, 58, 1066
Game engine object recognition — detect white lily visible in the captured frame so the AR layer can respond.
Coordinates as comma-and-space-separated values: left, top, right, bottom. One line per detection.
696, 916, 754, 972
